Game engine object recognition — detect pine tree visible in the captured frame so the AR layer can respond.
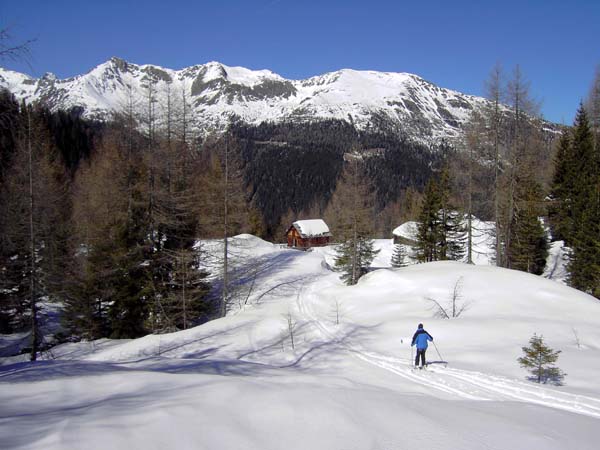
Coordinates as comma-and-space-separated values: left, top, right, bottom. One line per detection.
415, 168, 465, 263
444, 210, 467, 261
335, 237, 379, 285
65, 123, 153, 339
390, 243, 408, 268
438, 167, 466, 261
510, 166, 548, 275
158, 248, 210, 331
518, 333, 565, 384
149, 136, 212, 331
548, 131, 574, 243
415, 177, 442, 262
566, 106, 600, 295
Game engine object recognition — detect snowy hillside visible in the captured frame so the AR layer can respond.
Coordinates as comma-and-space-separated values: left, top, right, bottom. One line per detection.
1, 235, 599, 449
0, 58, 490, 142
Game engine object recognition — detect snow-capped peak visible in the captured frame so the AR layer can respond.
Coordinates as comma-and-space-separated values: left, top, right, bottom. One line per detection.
0, 58, 494, 142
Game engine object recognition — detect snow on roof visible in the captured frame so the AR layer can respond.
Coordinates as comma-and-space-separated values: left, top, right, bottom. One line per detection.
392, 221, 418, 240
293, 219, 331, 238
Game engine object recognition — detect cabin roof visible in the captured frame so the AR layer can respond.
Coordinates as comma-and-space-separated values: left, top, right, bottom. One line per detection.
392, 221, 418, 240
290, 219, 331, 238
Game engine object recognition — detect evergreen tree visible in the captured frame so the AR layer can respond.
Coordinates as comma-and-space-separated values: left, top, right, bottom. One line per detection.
548, 131, 574, 242
518, 333, 565, 384
415, 177, 442, 262
415, 168, 465, 263
566, 106, 600, 295
438, 167, 466, 261
335, 237, 379, 285
390, 243, 408, 268
149, 137, 212, 330
444, 210, 467, 261
158, 247, 210, 331
106, 225, 152, 339
65, 123, 153, 339
509, 165, 548, 275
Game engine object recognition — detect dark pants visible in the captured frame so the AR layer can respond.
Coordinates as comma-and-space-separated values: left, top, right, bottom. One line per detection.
415, 348, 427, 367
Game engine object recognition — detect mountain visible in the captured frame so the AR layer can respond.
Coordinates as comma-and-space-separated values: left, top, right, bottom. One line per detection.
0, 57, 488, 143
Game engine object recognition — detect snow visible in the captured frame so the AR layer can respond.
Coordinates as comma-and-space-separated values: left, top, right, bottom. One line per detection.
391, 218, 495, 266
392, 220, 418, 240
2, 236, 600, 449
543, 240, 570, 284
292, 219, 331, 237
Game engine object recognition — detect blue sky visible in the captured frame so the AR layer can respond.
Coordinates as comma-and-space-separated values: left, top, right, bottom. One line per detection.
1, 0, 599, 124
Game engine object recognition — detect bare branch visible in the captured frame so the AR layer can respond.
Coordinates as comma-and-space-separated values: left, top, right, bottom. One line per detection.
0, 28, 35, 63
425, 296, 450, 319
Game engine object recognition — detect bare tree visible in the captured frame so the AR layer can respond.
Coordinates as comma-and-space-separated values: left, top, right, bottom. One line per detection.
0, 27, 34, 62
180, 82, 191, 145
196, 135, 248, 316
426, 277, 470, 319
326, 152, 379, 285
284, 311, 296, 350
484, 63, 505, 267
26, 108, 38, 360
571, 327, 581, 349
333, 297, 341, 325
586, 65, 600, 146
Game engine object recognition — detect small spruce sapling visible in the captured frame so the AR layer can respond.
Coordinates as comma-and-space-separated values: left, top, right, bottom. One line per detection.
391, 243, 408, 268
518, 333, 566, 384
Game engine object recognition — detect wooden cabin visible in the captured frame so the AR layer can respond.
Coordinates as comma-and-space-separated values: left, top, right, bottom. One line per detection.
286, 219, 332, 249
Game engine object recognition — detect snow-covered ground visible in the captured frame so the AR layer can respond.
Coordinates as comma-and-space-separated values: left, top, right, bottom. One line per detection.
1, 235, 599, 449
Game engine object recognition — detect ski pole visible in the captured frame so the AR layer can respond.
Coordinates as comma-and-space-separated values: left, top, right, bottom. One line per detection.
433, 340, 445, 364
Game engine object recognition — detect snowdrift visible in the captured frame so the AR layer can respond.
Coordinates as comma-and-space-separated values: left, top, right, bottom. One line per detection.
2, 237, 600, 450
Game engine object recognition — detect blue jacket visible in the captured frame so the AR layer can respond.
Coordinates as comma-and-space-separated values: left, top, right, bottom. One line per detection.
411, 329, 433, 350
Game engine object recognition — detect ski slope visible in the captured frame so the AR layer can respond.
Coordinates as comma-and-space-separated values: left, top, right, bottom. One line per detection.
1, 235, 600, 449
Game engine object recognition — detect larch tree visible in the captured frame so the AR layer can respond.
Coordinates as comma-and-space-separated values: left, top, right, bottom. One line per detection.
0, 104, 68, 358
485, 63, 505, 267
196, 134, 248, 316
497, 65, 548, 272
327, 153, 379, 285
586, 65, 600, 147
65, 118, 152, 339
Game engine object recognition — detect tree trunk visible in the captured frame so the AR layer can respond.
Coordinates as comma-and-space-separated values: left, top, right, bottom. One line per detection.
221, 137, 229, 317
27, 109, 38, 361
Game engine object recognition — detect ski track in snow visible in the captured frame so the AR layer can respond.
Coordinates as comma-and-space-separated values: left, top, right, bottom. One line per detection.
296, 279, 600, 419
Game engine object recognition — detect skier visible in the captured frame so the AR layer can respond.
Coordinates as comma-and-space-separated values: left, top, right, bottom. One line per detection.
411, 323, 433, 369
